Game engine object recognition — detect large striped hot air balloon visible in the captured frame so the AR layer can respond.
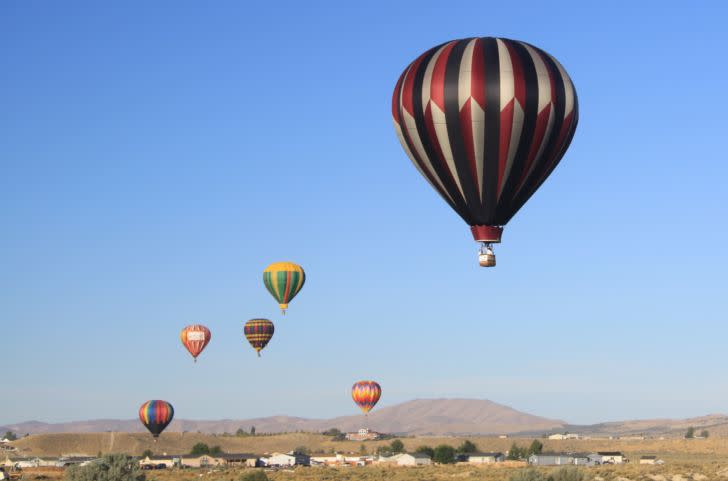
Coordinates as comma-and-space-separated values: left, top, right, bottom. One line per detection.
180, 324, 211, 362
351, 380, 382, 415
138, 400, 174, 438
263, 262, 305, 314
244, 319, 274, 357
392, 37, 579, 266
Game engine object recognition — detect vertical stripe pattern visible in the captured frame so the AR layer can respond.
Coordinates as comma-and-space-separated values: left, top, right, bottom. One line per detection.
393, 37, 578, 228
263, 262, 306, 313
351, 380, 382, 414
138, 400, 174, 438
180, 324, 211, 361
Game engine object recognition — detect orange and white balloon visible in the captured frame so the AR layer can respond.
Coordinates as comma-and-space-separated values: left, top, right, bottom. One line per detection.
180, 324, 211, 362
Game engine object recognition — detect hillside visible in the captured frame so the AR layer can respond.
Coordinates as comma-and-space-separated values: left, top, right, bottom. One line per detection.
0, 398, 565, 437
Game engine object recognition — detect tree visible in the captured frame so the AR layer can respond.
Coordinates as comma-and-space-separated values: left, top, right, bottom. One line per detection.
65, 454, 144, 481
3, 432, 17, 441
390, 439, 405, 453
508, 469, 548, 481
250, 426, 256, 436
701, 430, 709, 438
415, 446, 434, 459
293, 446, 310, 455
322, 428, 342, 436
239, 471, 269, 481
685, 426, 695, 439
210, 445, 223, 455
507, 443, 527, 460
433, 444, 455, 464
236, 428, 248, 437
456, 440, 478, 453
190, 443, 210, 455
528, 439, 543, 455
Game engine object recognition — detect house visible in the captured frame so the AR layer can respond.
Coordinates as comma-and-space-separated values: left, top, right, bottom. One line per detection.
595, 452, 625, 464
572, 454, 591, 465
345, 428, 381, 441
56, 457, 96, 467
376, 453, 405, 464
217, 453, 259, 467
548, 433, 579, 440
262, 452, 310, 467
180, 454, 228, 468
396, 453, 431, 466
139, 455, 180, 469
528, 454, 575, 466
462, 453, 505, 464
640, 455, 657, 465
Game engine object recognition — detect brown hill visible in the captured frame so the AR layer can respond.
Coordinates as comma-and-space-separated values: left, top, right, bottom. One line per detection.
0, 398, 565, 437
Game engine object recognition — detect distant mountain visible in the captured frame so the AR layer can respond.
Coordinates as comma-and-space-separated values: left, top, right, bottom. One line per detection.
4, 399, 726, 438
0, 398, 564, 436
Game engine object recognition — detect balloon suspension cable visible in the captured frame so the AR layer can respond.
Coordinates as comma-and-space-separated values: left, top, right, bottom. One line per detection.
257, 351, 261, 358
194, 358, 197, 364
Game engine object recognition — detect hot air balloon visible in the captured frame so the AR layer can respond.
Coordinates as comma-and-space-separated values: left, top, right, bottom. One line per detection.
244, 319, 274, 357
392, 37, 579, 266
352, 380, 381, 415
139, 400, 174, 439
180, 324, 211, 362
263, 262, 305, 314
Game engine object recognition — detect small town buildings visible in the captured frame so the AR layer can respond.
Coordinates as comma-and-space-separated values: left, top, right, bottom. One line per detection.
345, 428, 381, 441
263, 452, 311, 467
218, 453, 259, 467
529, 454, 576, 466
139, 455, 180, 469
181, 454, 228, 468
462, 453, 505, 464
595, 452, 625, 464
548, 433, 580, 440
396, 453, 431, 466
640, 455, 657, 465
56, 457, 96, 467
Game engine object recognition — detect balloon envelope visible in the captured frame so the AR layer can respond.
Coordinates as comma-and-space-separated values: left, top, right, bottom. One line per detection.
139, 400, 174, 438
263, 262, 305, 313
351, 380, 382, 414
392, 37, 578, 244
244, 319, 275, 356
180, 324, 211, 361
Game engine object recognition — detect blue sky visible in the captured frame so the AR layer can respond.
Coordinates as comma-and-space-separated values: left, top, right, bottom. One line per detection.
1, 1, 727, 426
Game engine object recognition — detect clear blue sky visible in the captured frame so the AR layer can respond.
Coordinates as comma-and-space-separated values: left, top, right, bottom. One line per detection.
2, 1, 727, 426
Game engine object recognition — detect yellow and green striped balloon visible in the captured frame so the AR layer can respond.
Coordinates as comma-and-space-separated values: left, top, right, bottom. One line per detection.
263, 262, 305, 314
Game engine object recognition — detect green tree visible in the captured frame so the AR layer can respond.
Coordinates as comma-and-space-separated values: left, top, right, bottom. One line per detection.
508, 469, 548, 481
701, 430, 709, 438
322, 428, 342, 436
433, 444, 456, 464
415, 446, 434, 458
65, 454, 144, 481
507, 443, 527, 460
293, 446, 310, 455
236, 428, 248, 437
239, 471, 269, 481
359, 444, 368, 455
190, 443, 210, 455
390, 439, 405, 453
685, 426, 695, 439
376, 445, 392, 457
141, 449, 153, 458
3, 432, 17, 441
250, 426, 256, 436
456, 440, 478, 453
528, 439, 543, 455
210, 445, 223, 455
549, 466, 586, 481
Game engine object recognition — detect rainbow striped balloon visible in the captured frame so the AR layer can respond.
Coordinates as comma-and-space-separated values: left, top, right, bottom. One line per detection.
244, 319, 275, 357
138, 400, 174, 438
263, 262, 305, 314
351, 380, 382, 414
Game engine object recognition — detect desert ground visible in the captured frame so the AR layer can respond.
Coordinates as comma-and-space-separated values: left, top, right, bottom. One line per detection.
9, 433, 728, 480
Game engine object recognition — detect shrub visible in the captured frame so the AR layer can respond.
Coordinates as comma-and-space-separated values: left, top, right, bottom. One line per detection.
239, 471, 269, 481
390, 439, 405, 453
65, 454, 144, 481
549, 466, 586, 481
509, 468, 548, 481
